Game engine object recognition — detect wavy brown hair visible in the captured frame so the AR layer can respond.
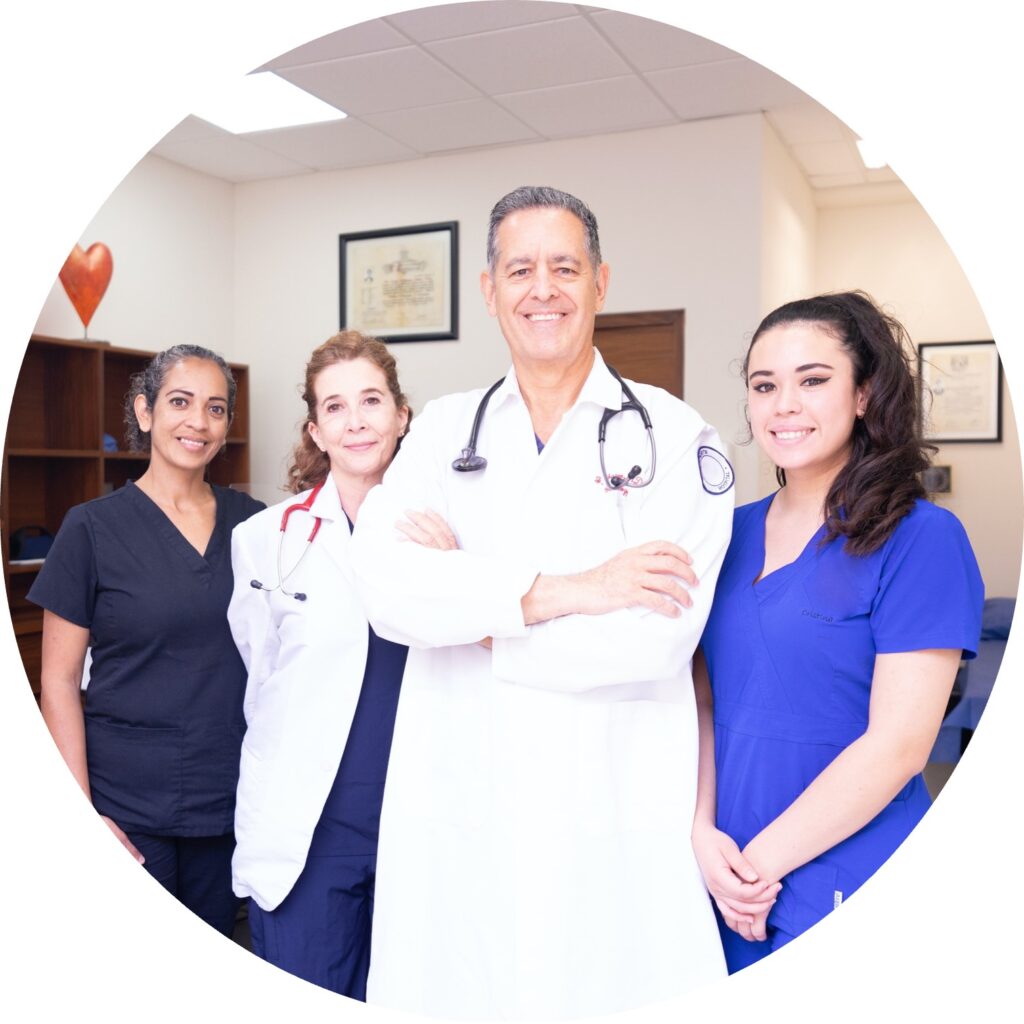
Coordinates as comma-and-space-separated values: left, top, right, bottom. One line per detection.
286, 331, 411, 494
744, 291, 934, 556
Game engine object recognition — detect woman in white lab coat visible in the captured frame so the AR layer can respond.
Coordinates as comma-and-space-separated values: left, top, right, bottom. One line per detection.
227, 331, 410, 999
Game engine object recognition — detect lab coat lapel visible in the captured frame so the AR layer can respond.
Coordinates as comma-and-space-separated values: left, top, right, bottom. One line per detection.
308, 476, 354, 582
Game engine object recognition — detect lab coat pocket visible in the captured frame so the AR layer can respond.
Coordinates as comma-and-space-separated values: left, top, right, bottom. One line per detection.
85, 717, 183, 830
770, 858, 844, 940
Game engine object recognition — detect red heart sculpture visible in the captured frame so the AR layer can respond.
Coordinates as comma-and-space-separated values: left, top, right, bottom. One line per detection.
59, 242, 113, 329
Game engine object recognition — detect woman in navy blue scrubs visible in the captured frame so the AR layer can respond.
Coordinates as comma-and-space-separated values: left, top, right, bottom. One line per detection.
227, 332, 410, 999
692, 292, 984, 970
30, 345, 264, 936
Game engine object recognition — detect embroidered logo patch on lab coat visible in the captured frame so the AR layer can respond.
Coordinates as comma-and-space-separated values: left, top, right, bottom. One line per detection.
697, 446, 734, 495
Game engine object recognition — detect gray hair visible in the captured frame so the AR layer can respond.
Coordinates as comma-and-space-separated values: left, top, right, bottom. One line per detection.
124, 344, 236, 452
486, 186, 602, 272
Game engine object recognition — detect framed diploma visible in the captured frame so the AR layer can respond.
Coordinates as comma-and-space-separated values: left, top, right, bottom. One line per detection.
339, 221, 458, 342
918, 340, 1002, 443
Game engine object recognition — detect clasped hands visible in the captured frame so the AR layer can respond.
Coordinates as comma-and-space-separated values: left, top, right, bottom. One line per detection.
692, 821, 781, 942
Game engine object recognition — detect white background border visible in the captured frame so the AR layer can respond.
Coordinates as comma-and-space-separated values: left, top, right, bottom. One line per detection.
3, 2, 1021, 1021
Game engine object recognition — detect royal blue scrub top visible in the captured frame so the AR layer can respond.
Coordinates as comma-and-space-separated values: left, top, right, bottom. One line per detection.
701, 495, 983, 964
28, 481, 264, 836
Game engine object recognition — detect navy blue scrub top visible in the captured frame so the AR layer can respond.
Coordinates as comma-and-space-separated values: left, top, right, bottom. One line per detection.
28, 481, 264, 836
308, 625, 408, 857
701, 495, 984, 942
308, 513, 408, 855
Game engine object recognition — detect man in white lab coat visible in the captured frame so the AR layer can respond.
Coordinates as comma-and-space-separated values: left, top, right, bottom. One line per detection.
351, 186, 734, 1020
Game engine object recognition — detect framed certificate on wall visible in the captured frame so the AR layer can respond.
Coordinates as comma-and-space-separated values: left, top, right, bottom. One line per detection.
339, 221, 458, 342
918, 340, 1002, 443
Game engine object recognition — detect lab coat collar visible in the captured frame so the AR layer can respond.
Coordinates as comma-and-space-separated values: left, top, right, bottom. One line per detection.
490, 348, 623, 414
306, 472, 345, 523
304, 474, 353, 577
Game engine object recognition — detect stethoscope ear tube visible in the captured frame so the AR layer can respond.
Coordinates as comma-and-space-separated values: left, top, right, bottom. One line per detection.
452, 365, 656, 489
253, 480, 326, 601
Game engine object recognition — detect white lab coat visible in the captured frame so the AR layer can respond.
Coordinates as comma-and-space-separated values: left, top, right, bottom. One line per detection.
227, 475, 369, 912
350, 352, 734, 1020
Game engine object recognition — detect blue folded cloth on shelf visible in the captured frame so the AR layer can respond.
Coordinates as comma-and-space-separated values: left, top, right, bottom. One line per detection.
930, 597, 1014, 764
980, 597, 1015, 640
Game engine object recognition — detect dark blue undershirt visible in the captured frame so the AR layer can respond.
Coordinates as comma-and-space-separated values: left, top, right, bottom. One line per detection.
306, 514, 408, 855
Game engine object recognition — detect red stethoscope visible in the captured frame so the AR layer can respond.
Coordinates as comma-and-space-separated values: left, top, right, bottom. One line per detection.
249, 480, 325, 602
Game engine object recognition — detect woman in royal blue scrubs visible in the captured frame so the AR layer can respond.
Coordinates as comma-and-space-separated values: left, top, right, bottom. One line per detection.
693, 292, 984, 971
227, 333, 410, 999
30, 345, 264, 935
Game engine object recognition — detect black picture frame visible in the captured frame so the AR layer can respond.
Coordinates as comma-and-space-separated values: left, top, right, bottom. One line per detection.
339, 221, 458, 342
918, 340, 1002, 443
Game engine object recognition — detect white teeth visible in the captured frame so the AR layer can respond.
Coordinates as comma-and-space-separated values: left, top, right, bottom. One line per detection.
774, 429, 811, 441
178, 438, 206, 449
527, 313, 563, 321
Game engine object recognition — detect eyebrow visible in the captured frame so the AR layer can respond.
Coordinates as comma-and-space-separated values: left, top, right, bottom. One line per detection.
167, 387, 228, 402
319, 387, 385, 403
748, 362, 834, 380
503, 254, 583, 270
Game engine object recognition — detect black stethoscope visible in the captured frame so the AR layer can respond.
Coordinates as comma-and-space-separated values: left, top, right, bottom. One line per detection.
249, 480, 325, 602
452, 364, 657, 490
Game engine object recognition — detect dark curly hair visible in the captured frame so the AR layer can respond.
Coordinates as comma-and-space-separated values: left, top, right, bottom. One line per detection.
124, 344, 236, 452
286, 331, 411, 495
744, 291, 934, 555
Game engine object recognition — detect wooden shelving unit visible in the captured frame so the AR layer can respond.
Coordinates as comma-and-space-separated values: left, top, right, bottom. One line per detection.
2, 334, 251, 698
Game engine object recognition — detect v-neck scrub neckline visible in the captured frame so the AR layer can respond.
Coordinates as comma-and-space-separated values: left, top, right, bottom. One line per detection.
751, 493, 828, 594
125, 479, 225, 569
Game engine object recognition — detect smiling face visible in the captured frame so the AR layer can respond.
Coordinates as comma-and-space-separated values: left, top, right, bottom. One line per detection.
306, 356, 409, 490
480, 206, 609, 377
747, 321, 870, 485
133, 357, 231, 473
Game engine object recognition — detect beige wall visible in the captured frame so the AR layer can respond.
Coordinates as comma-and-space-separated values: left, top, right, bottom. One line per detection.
34, 156, 235, 353
815, 194, 1022, 596
230, 116, 767, 501
29, 115, 1018, 598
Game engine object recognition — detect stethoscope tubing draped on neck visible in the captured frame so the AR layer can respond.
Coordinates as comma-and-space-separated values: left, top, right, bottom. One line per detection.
452, 364, 657, 490
249, 480, 326, 602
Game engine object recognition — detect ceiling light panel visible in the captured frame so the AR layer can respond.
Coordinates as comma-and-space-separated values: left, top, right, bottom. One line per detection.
193, 71, 347, 134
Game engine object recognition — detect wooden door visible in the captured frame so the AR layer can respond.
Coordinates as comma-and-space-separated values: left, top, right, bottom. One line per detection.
593, 310, 684, 399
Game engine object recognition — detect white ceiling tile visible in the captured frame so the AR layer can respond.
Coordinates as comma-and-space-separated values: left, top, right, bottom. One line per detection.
363, 98, 540, 154
645, 58, 808, 120
156, 115, 231, 146
258, 19, 411, 70
588, 10, 739, 71
764, 102, 850, 146
425, 17, 630, 94
791, 140, 861, 177
497, 76, 675, 138
866, 166, 901, 183
810, 171, 869, 189
276, 47, 480, 116
239, 118, 419, 169
814, 181, 913, 208
388, 1, 579, 42
139, 7, 865, 192
151, 135, 313, 183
